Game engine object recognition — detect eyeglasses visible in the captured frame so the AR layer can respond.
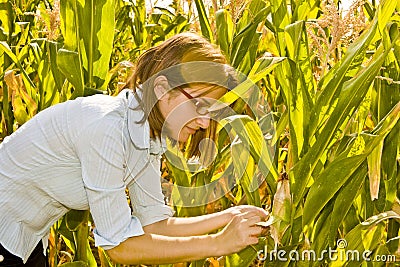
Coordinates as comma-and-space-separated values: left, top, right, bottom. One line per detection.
176, 86, 211, 115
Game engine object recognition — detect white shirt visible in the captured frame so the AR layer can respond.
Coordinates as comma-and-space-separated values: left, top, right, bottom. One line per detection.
0, 89, 174, 262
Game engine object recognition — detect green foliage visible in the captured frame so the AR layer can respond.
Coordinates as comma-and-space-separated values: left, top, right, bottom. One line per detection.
177, 0, 400, 266
0, 0, 399, 266
58, 0, 116, 97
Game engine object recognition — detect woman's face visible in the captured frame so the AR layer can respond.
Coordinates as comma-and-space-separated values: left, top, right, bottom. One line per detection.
157, 84, 227, 142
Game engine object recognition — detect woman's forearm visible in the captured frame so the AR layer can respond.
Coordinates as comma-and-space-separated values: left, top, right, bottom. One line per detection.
107, 233, 221, 265
143, 205, 269, 237
143, 210, 232, 236
107, 208, 267, 265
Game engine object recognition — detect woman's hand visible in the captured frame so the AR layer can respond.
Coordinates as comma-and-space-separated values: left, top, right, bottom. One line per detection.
224, 205, 269, 222
213, 211, 265, 255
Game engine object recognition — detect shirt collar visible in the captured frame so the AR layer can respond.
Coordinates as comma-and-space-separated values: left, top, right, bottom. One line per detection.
121, 89, 165, 154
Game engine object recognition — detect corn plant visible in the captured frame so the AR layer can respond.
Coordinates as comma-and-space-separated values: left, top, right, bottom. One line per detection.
262, 0, 399, 266
164, 0, 400, 266
1, 0, 399, 266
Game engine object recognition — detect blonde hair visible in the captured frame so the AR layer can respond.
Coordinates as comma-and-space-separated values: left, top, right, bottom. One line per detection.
127, 32, 229, 157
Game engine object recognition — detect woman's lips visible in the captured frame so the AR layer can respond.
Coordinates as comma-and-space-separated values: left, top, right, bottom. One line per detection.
185, 126, 197, 134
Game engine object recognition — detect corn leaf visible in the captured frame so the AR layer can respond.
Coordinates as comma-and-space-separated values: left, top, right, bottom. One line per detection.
328, 162, 367, 245
230, 2, 269, 69
219, 115, 278, 193
378, 0, 398, 34
303, 101, 400, 225
292, 27, 398, 207
292, 0, 319, 21
277, 19, 313, 163
56, 48, 84, 97
226, 240, 265, 267
194, 0, 213, 42
344, 211, 400, 266
58, 0, 115, 97
208, 56, 285, 112
269, 0, 291, 56
231, 142, 260, 206
0, 41, 36, 90
215, 9, 233, 59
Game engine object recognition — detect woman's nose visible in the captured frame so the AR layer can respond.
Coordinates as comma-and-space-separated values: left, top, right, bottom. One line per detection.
195, 116, 210, 129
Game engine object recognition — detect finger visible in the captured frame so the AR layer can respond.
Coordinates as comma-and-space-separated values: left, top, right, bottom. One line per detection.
248, 226, 263, 236
247, 236, 259, 245
230, 214, 243, 224
240, 206, 269, 219
245, 216, 262, 225
238, 211, 256, 219
253, 207, 269, 218
241, 211, 262, 220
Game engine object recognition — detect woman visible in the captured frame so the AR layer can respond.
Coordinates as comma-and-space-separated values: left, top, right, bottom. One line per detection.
0, 32, 268, 266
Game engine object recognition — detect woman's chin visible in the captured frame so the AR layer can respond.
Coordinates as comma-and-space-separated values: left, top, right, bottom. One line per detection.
177, 131, 191, 142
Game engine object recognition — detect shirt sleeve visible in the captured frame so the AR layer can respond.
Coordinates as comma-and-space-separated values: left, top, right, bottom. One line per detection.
128, 154, 174, 226
76, 118, 145, 250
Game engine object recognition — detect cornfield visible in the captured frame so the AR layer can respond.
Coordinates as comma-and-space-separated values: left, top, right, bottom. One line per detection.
0, 0, 399, 266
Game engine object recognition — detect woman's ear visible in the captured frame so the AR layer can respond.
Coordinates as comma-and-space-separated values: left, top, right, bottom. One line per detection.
153, 75, 170, 100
